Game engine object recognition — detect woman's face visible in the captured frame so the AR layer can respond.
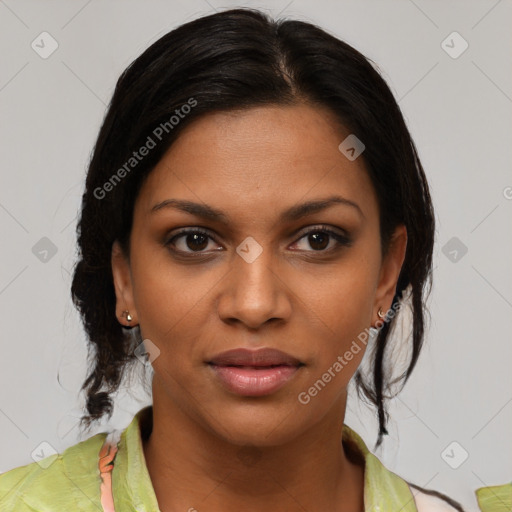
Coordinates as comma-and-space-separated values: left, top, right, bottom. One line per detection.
112, 103, 406, 446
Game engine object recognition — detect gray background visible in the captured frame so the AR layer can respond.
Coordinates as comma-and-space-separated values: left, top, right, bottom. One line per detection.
1, 1, 511, 511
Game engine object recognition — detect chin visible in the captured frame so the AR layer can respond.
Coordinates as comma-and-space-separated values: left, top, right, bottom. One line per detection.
205, 400, 307, 448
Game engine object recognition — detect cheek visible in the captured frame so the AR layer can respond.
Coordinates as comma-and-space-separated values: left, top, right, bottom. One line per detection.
295, 281, 374, 405
307, 254, 378, 329
129, 249, 224, 384
131, 243, 210, 324
301, 252, 379, 373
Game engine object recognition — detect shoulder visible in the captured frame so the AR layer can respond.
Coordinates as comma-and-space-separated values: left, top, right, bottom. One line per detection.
342, 425, 464, 511
0, 431, 107, 511
475, 482, 512, 512
408, 484, 464, 512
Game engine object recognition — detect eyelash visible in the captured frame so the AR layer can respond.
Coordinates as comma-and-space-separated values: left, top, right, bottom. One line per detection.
164, 225, 352, 257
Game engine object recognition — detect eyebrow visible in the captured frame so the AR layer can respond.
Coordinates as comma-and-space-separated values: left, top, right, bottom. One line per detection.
150, 195, 364, 223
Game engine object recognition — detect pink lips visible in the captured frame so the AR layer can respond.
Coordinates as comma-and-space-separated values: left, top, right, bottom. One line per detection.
207, 348, 303, 397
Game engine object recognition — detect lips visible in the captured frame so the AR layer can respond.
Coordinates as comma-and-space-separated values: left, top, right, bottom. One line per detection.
207, 348, 302, 368
207, 348, 304, 397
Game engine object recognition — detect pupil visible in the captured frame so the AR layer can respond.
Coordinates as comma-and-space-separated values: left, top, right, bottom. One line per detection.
187, 233, 208, 251
310, 232, 328, 250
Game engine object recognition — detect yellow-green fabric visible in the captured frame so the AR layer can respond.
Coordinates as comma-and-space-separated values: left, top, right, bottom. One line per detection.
475, 481, 512, 512
0, 405, 458, 511
0, 429, 107, 511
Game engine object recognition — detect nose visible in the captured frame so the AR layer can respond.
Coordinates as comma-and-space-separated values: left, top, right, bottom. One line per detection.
216, 244, 292, 330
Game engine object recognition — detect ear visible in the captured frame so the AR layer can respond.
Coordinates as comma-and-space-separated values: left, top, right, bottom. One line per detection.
111, 240, 138, 326
373, 224, 407, 324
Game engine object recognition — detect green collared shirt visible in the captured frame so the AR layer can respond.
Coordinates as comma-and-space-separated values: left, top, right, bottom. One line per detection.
474, 482, 512, 512
0, 406, 480, 511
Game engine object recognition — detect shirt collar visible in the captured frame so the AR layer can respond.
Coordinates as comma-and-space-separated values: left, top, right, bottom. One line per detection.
113, 405, 417, 511
475, 482, 512, 512
342, 425, 417, 511
112, 405, 160, 511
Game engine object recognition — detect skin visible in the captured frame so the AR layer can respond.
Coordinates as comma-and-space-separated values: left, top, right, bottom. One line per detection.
111, 103, 407, 512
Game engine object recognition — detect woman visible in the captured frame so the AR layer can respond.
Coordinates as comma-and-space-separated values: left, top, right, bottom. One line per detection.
0, 7, 491, 511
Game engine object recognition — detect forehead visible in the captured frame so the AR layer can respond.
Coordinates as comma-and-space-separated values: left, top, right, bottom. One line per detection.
135, 104, 378, 224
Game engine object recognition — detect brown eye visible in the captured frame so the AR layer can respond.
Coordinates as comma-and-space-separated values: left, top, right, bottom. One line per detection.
182, 232, 209, 251
165, 229, 220, 254
292, 226, 352, 252
307, 232, 330, 251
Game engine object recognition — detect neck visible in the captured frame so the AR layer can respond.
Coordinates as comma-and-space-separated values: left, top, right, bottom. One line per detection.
142, 385, 365, 512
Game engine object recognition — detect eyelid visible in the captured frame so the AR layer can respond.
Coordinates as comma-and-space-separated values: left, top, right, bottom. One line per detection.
164, 227, 221, 251
296, 224, 350, 239
292, 225, 352, 250
165, 226, 219, 244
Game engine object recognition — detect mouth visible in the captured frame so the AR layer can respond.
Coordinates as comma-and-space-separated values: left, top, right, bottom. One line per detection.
207, 348, 304, 397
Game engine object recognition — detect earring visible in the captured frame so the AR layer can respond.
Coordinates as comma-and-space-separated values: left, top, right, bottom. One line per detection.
377, 307, 386, 319
121, 310, 133, 323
